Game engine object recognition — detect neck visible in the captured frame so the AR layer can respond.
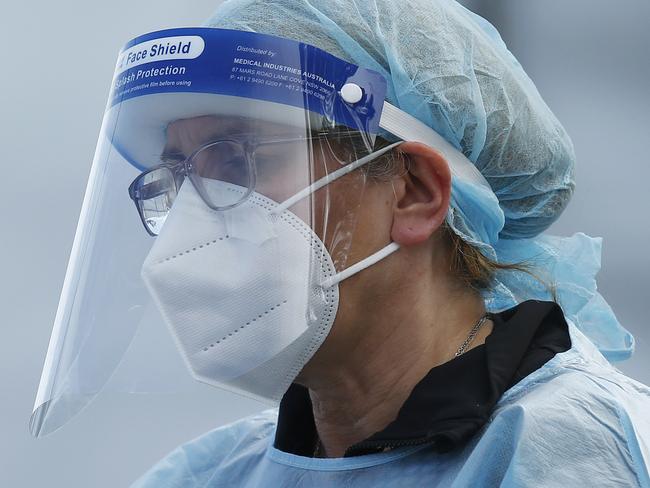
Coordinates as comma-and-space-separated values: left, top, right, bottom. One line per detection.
297, 275, 492, 458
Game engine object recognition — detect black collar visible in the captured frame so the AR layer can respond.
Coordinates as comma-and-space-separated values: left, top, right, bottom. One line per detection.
273, 300, 571, 457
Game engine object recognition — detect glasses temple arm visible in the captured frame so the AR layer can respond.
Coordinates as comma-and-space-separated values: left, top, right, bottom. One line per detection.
272, 141, 402, 215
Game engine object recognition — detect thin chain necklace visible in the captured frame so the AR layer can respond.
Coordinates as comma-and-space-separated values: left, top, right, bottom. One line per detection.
454, 313, 491, 357
313, 312, 492, 457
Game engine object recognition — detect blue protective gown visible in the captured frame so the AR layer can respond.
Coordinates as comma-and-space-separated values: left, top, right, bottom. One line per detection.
132, 321, 650, 487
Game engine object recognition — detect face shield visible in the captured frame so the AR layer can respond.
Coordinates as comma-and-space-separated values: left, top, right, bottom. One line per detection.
31, 27, 491, 438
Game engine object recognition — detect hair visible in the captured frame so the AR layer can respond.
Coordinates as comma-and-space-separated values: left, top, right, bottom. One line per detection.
441, 222, 549, 294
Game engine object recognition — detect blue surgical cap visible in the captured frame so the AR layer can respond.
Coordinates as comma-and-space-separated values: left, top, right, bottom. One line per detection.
205, 0, 634, 361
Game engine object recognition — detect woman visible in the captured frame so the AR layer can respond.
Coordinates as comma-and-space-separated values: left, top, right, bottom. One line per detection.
125, 0, 650, 486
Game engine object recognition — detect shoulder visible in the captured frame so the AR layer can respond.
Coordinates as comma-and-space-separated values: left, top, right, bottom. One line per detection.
478, 327, 650, 487
131, 408, 278, 488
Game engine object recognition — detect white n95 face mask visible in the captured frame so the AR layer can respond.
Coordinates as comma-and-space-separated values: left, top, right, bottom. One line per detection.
141, 145, 401, 402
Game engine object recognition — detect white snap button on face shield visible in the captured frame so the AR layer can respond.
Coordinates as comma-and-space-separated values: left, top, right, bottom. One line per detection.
31, 27, 492, 438
340, 83, 364, 104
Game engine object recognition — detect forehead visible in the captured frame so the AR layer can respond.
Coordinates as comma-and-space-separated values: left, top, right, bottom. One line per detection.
163, 115, 308, 155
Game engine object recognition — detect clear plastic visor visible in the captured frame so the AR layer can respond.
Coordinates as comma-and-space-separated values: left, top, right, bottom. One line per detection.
30, 92, 379, 437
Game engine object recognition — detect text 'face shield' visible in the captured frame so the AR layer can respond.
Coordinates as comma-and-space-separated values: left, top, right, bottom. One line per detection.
31, 27, 388, 437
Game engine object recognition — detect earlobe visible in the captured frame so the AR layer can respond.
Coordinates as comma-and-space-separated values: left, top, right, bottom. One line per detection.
390, 142, 452, 247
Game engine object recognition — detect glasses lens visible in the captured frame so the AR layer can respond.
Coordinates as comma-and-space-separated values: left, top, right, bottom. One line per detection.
134, 166, 178, 235
188, 141, 251, 208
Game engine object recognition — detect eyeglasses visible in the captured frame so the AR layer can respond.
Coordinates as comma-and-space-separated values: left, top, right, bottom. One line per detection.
128, 133, 365, 236
128, 139, 250, 236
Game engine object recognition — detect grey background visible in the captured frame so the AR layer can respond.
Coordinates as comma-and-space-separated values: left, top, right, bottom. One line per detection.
1, 1, 648, 486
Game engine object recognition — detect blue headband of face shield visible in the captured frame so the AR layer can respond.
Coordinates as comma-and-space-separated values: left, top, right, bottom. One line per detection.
110, 28, 494, 211
113, 27, 633, 361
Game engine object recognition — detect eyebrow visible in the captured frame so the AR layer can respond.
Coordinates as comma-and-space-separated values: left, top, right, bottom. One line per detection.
159, 147, 186, 163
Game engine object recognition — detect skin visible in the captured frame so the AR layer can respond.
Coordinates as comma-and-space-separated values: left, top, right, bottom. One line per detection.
163, 116, 494, 459
296, 141, 493, 457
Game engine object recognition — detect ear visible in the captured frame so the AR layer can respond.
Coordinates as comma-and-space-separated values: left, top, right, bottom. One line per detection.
390, 142, 452, 246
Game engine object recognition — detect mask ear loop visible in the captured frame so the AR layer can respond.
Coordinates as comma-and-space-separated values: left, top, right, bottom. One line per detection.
270, 141, 404, 289
321, 242, 400, 289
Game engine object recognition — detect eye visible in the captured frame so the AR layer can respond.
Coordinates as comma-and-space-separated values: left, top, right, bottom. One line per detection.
223, 153, 246, 167
191, 141, 250, 188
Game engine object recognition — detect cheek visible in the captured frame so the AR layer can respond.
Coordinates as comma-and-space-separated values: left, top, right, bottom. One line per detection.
345, 182, 395, 262
319, 178, 395, 271
306, 171, 367, 270
274, 150, 395, 271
